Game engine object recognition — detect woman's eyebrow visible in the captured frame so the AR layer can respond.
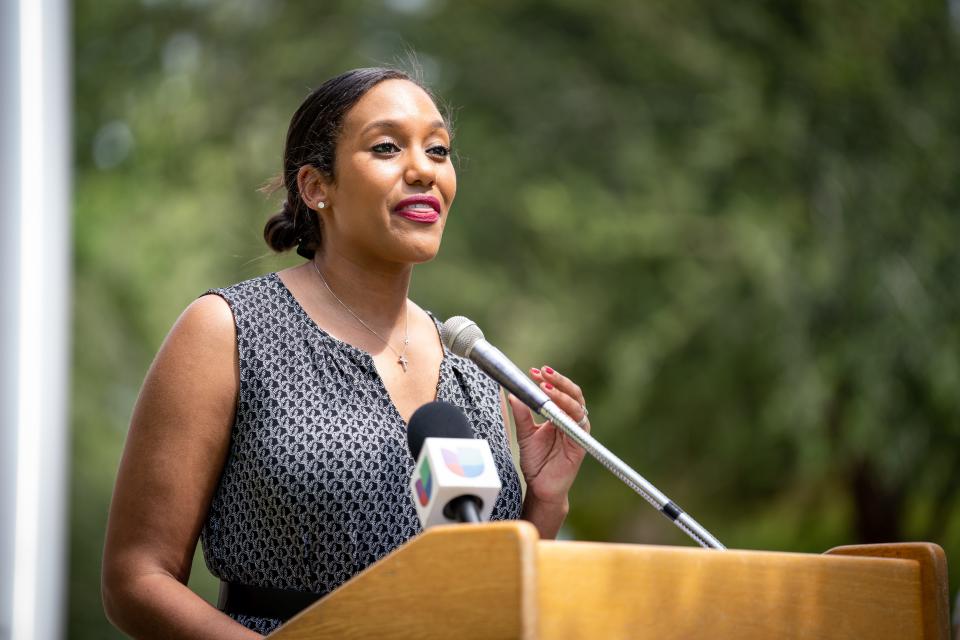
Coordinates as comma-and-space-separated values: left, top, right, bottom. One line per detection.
360, 118, 448, 136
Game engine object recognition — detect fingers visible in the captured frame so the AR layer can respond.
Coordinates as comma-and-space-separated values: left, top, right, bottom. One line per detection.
531, 366, 585, 404
530, 365, 589, 429
508, 392, 548, 441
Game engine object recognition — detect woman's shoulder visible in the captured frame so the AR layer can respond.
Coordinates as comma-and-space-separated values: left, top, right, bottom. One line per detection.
163, 272, 285, 348
173, 293, 237, 352
201, 272, 296, 321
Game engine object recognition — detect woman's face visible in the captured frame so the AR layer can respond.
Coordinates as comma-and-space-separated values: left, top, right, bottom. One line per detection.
320, 79, 456, 266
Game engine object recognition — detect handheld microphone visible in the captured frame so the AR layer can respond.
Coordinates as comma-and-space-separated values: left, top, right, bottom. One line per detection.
407, 401, 502, 528
441, 316, 726, 550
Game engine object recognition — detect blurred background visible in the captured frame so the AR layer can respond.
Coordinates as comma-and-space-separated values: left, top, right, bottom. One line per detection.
65, 0, 960, 637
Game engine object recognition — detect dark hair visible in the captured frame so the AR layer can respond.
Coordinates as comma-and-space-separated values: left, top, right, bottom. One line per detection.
263, 67, 432, 259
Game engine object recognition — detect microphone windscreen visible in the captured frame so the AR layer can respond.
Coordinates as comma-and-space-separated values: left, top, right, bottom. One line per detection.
441, 316, 485, 358
407, 401, 475, 459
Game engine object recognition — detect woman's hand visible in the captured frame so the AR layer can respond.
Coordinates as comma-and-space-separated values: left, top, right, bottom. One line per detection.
507, 366, 588, 537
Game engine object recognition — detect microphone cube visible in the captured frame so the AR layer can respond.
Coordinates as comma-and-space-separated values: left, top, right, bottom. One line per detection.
409, 437, 502, 528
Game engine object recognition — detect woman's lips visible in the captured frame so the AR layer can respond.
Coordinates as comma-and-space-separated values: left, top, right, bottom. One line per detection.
393, 196, 441, 223
395, 210, 440, 223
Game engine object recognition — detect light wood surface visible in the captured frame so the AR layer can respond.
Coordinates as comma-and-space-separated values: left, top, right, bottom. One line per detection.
269, 521, 539, 640
267, 522, 949, 639
826, 542, 950, 640
537, 541, 928, 639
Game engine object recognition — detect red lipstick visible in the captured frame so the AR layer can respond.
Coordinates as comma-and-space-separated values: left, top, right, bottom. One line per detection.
393, 195, 441, 223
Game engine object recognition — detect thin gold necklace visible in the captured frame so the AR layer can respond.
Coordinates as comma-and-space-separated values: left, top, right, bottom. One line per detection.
312, 261, 410, 372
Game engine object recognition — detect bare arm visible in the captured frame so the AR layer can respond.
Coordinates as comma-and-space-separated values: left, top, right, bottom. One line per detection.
102, 294, 262, 639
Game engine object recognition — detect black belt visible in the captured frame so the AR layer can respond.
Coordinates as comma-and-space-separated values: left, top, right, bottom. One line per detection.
218, 581, 325, 622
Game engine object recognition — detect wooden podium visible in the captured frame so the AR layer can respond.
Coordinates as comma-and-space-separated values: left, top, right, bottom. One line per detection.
268, 521, 950, 639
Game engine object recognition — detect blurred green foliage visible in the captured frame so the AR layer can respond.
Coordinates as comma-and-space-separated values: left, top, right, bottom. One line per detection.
73, 0, 960, 636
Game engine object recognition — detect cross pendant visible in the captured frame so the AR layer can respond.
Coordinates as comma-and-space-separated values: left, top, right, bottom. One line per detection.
398, 354, 409, 372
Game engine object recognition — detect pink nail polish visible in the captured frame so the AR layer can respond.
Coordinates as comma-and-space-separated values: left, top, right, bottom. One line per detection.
530, 368, 541, 376
544, 366, 555, 375
543, 382, 554, 390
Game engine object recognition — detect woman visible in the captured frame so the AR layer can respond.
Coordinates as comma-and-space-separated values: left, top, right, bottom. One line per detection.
102, 67, 590, 638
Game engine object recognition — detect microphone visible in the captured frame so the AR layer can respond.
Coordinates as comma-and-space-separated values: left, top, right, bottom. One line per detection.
441, 316, 726, 550
407, 401, 502, 528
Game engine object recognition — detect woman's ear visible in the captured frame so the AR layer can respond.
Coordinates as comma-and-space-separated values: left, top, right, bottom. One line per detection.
297, 165, 330, 211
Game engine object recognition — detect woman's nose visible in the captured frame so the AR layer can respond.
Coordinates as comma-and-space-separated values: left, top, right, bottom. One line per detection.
403, 149, 436, 186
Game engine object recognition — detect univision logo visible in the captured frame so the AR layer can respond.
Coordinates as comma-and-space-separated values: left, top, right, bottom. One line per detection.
415, 457, 432, 506
442, 447, 485, 478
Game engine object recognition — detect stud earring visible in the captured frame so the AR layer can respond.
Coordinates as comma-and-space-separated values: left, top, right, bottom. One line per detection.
317, 201, 326, 209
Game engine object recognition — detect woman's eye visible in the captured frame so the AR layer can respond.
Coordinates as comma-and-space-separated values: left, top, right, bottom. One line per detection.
371, 142, 400, 154
428, 145, 451, 158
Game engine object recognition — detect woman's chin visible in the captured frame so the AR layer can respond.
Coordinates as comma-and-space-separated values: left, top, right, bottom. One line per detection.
403, 242, 442, 264
390, 232, 443, 264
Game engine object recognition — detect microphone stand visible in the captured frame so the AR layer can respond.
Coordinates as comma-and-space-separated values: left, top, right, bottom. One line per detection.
536, 400, 726, 550
466, 336, 726, 550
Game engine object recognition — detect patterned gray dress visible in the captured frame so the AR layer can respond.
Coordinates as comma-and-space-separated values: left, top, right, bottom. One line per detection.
199, 273, 523, 634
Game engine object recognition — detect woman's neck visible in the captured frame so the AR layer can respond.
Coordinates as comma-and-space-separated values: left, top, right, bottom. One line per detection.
309, 249, 412, 331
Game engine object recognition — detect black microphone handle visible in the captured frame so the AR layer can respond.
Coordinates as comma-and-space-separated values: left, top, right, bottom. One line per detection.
443, 495, 482, 524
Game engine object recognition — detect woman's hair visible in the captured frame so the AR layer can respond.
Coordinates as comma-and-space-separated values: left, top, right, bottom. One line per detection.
263, 67, 433, 259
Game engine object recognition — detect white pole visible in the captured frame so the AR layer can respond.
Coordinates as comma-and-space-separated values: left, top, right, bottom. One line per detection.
0, 2, 17, 636
1, 1, 71, 639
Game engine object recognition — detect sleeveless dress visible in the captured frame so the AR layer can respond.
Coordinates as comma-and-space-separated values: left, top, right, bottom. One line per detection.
199, 273, 524, 634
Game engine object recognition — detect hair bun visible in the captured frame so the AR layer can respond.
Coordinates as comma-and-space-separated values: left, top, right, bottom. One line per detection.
263, 198, 302, 254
